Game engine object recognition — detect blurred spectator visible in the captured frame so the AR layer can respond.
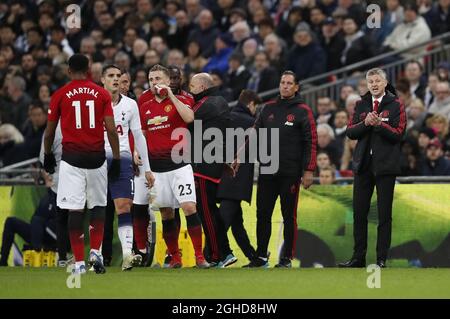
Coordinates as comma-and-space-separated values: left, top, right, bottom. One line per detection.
229, 8, 248, 27
37, 84, 51, 109
426, 114, 450, 152
120, 27, 138, 57
47, 43, 68, 66
344, 93, 361, 118
186, 0, 204, 22
263, 33, 286, 72
149, 36, 169, 65
399, 136, 421, 175
131, 38, 149, 69
0, 123, 24, 168
242, 38, 259, 69
428, 81, 450, 120
114, 51, 131, 72
256, 18, 275, 44
424, 0, 450, 36
320, 17, 345, 71
167, 10, 195, 50
383, 1, 431, 60
405, 60, 427, 101
309, 7, 327, 36
90, 62, 103, 85
386, 0, 404, 25
319, 165, 336, 185
203, 33, 234, 74
143, 49, 161, 69
341, 16, 376, 68
209, 70, 234, 102
340, 137, 357, 171
185, 40, 208, 74
0, 76, 31, 131
133, 68, 149, 90
316, 96, 334, 126
213, 0, 240, 32
336, 0, 365, 27
286, 23, 326, 81
406, 98, 427, 130
166, 49, 185, 69
188, 9, 220, 58
417, 126, 436, 154
1, 101, 46, 167
417, 0, 433, 15
338, 84, 355, 108
424, 71, 440, 109
357, 77, 368, 96
230, 21, 252, 56
317, 0, 338, 16
227, 53, 251, 100
251, 6, 270, 34
148, 12, 170, 40
21, 53, 37, 92
317, 123, 342, 167
276, 6, 304, 48
396, 78, 412, 107
247, 51, 279, 93
419, 138, 450, 175
333, 109, 349, 149
316, 151, 333, 176
437, 62, 450, 82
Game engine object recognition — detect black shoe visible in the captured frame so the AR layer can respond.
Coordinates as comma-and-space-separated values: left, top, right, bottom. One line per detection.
338, 258, 366, 268
242, 256, 269, 268
103, 257, 112, 267
274, 258, 292, 268
376, 260, 386, 268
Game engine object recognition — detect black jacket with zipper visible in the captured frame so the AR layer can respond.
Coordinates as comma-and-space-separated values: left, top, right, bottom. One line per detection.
256, 94, 317, 178
347, 91, 407, 175
189, 86, 231, 182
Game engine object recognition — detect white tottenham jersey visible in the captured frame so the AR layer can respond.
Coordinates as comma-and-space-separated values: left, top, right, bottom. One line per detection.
104, 94, 141, 158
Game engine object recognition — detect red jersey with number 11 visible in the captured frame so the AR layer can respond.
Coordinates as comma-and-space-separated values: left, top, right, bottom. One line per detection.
48, 79, 113, 169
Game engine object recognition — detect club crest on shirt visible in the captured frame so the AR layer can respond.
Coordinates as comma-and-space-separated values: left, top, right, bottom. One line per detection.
164, 105, 173, 112
287, 114, 295, 122
381, 110, 390, 118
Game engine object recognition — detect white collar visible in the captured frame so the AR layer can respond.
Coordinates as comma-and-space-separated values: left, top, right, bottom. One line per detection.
372, 92, 385, 104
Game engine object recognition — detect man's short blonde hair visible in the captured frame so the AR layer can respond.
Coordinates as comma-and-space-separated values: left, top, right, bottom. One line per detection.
366, 68, 387, 81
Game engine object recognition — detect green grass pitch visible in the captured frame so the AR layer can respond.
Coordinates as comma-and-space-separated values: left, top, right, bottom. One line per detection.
1, 267, 450, 298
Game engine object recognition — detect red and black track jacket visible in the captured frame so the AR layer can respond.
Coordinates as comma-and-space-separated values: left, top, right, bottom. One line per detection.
347, 91, 406, 175
256, 94, 317, 178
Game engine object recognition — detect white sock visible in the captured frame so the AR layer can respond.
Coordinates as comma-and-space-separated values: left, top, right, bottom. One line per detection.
75, 261, 85, 268
118, 225, 133, 256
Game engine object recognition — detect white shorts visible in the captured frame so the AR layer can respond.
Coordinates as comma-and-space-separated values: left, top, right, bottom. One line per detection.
133, 170, 150, 205
153, 165, 196, 209
57, 160, 107, 210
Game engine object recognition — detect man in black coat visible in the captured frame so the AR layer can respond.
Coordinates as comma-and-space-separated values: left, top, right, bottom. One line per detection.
217, 90, 260, 265
189, 73, 235, 266
339, 68, 407, 268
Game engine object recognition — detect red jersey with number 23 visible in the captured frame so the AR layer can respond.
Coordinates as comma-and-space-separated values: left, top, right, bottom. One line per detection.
140, 91, 194, 172
48, 79, 113, 169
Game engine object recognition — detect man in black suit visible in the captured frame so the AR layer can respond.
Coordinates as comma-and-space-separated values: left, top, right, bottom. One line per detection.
339, 68, 406, 268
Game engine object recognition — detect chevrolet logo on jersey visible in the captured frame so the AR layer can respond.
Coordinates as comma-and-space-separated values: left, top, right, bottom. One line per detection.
148, 115, 169, 126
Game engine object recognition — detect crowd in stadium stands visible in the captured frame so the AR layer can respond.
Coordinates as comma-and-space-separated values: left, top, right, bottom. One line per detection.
0, 0, 449, 178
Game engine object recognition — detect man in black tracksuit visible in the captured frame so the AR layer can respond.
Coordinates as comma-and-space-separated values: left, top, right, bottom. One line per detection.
246, 70, 317, 268
189, 73, 234, 266
339, 68, 406, 268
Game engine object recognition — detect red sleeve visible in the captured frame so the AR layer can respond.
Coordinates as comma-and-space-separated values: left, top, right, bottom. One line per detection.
48, 90, 61, 121
178, 91, 194, 109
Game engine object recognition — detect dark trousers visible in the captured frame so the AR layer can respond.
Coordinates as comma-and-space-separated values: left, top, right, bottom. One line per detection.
353, 169, 396, 261
219, 199, 256, 260
102, 192, 115, 262
195, 177, 231, 262
0, 216, 56, 265
256, 176, 301, 260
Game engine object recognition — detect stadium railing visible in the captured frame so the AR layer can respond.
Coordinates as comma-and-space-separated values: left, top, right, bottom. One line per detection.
228, 31, 450, 109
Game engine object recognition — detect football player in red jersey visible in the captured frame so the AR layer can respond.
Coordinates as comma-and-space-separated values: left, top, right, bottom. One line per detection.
43, 54, 120, 275
132, 66, 190, 266
138, 64, 209, 268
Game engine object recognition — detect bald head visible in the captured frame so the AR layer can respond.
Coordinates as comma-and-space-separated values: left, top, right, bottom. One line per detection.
189, 73, 214, 95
